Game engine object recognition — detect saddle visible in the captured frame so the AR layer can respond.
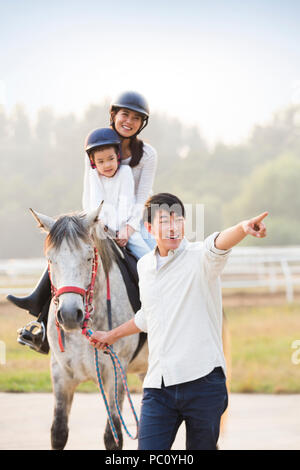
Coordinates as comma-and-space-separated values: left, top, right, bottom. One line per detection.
109, 240, 147, 362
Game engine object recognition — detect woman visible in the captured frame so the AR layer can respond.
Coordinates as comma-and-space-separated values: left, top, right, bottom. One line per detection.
7, 91, 158, 355
83, 90, 157, 257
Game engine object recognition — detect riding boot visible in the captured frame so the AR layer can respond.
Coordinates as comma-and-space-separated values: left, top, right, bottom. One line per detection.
7, 267, 51, 317
17, 297, 51, 355
7, 267, 51, 355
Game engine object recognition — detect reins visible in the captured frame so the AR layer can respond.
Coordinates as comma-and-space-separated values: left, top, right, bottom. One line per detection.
48, 246, 139, 446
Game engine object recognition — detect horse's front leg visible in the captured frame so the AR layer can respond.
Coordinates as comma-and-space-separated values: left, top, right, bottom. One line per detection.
50, 358, 77, 450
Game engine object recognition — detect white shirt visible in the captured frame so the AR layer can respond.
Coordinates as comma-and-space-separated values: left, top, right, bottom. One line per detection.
82, 165, 135, 232
82, 142, 157, 231
134, 233, 231, 388
155, 252, 169, 271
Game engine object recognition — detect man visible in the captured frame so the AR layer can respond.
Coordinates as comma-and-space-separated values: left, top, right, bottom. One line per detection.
89, 192, 268, 450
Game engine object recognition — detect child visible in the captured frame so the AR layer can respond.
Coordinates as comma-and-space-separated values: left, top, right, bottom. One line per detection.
83, 127, 155, 259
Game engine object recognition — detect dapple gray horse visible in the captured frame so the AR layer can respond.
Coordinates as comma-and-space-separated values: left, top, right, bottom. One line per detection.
30, 205, 148, 450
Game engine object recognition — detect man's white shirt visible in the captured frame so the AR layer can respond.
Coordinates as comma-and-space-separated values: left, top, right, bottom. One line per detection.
134, 233, 231, 388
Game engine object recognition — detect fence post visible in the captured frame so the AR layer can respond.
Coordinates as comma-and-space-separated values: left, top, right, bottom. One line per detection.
281, 259, 293, 303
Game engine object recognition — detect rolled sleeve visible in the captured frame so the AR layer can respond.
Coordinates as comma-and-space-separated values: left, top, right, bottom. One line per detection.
134, 307, 148, 333
203, 232, 231, 279
207, 232, 232, 256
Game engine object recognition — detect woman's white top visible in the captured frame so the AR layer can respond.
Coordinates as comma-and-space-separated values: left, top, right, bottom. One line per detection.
82, 142, 157, 231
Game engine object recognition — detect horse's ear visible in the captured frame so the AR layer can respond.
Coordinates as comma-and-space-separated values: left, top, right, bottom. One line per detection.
84, 201, 104, 230
29, 208, 56, 233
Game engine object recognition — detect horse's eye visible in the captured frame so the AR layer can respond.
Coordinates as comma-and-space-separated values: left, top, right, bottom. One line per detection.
87, 258, 92, 262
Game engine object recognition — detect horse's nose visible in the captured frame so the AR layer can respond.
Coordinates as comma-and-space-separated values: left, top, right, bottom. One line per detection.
57, 306, 84, 330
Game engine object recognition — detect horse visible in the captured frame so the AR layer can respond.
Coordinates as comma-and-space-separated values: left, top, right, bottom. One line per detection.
30, 204, 148, 450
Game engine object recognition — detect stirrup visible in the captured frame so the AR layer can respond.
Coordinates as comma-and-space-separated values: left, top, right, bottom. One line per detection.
17, 321, 49, 354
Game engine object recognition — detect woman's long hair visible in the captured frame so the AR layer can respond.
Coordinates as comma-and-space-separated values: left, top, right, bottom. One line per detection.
128, 136, 144, 167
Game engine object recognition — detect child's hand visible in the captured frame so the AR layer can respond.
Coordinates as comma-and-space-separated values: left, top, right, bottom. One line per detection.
116, 227, 128, 245
116, 225, 135, 247
241, 212, 268, 238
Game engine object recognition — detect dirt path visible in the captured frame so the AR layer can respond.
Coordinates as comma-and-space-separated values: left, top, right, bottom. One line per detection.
1, 392, 299, 450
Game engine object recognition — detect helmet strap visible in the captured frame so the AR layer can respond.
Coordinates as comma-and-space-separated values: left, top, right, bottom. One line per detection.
87, 152, 96, 169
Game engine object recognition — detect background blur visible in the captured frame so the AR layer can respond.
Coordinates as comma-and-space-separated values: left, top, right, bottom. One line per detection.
1, 2, 300, 450
1, 0, 300, 257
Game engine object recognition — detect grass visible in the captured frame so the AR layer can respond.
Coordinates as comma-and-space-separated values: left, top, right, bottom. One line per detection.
226, 303, 300, 393
1, 300, 300, 394
0, 301, 143, 393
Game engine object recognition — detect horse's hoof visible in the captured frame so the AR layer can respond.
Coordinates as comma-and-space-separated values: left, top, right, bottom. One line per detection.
104, 421, 123, 450
51, 426, 69, 450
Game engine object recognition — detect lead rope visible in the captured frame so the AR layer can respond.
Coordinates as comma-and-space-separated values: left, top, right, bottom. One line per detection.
49, 247, 139, 446
84, 328, 139, 444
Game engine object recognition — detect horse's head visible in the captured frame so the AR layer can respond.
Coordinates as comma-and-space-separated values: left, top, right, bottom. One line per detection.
30, 204, 105, 332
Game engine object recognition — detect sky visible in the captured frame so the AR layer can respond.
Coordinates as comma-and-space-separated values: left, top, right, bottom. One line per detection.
1, 0, 300, 146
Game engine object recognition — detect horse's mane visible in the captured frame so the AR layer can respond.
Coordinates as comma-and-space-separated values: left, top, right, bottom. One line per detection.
44, 212, 114, 275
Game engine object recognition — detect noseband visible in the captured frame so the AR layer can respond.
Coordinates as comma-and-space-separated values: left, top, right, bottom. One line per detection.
48, 247, 99, 352
47, 243, 138, 445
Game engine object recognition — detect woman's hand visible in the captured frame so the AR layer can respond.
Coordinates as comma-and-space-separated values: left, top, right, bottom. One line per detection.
115, 224, 135, 247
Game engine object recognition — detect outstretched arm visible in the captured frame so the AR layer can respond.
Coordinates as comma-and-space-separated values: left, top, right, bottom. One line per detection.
215, 212, 268, 250
88, 318, 141, 350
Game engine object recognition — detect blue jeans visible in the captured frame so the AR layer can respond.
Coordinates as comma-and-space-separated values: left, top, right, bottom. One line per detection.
138, 367, 228, 450
127, 221, 156, 259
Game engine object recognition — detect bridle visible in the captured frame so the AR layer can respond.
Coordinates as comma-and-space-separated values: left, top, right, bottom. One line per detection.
46, 242, 138, 445
47, 247, 99, 352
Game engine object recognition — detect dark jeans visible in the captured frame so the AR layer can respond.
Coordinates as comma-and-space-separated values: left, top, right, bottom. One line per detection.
138, 367, 228, 450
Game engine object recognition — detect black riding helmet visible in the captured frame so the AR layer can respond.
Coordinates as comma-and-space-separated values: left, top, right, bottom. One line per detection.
110, 91, 150, 136
85, 128, 121, 169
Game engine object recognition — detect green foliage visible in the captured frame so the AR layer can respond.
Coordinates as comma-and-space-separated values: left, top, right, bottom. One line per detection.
1, 102, 300, 257
223, 153, 300, 244
227, 303, 300, 394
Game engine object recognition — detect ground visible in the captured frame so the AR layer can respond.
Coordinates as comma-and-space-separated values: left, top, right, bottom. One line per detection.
1, 289, 300, 450
1, 392, 300, 450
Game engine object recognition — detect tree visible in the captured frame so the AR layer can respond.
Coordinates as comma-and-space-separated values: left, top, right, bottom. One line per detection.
223, 153, 300, 244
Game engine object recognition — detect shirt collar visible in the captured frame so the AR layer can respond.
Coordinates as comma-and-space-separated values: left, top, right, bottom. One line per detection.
153, 237, 189, 259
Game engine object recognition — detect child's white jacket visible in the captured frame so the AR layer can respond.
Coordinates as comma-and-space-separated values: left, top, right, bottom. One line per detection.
82, 163, 137, 232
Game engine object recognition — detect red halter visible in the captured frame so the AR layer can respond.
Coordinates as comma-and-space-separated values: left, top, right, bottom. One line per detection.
48, 243, 138, 445
48, 247, 99, 352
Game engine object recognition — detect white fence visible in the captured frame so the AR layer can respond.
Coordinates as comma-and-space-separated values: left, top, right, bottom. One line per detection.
221, 246, 300, 302
2, 246, 300, 302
